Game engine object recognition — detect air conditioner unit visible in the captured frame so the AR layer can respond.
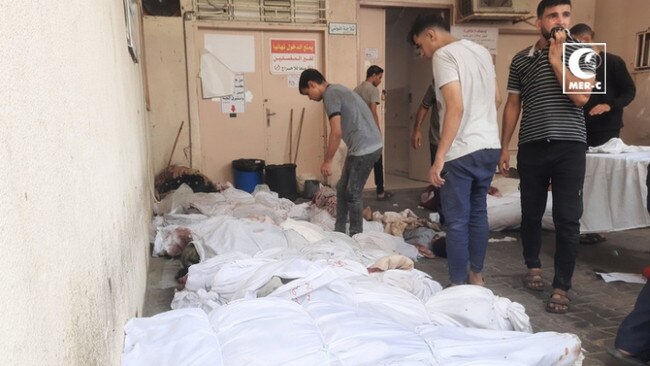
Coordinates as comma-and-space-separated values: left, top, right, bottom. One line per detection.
457, 0, 531, 22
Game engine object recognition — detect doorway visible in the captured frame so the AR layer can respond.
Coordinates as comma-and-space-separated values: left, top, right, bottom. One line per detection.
357, 6, 450, 189
384, 7, 450, 187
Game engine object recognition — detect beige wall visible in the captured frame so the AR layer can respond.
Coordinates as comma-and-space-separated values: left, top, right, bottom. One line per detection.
0, 1, 152, 365
143, 16, 192, 172
595, 0, 650, 145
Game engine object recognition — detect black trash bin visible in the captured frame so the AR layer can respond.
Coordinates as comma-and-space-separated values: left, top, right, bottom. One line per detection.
232, 159, 265, 193
265, 163, 298, 201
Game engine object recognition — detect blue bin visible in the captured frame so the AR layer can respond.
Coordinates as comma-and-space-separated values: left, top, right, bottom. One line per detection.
232, 159, 265, 193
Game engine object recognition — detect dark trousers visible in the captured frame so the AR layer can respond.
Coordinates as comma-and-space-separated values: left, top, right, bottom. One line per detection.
336, 149, 382, 236
615, 162, 650, 360
586, 129, 620, 147
517, 140, 586, 291
429, 144, 442, 217
615, 281, 650, 361
373, 155, 384, 195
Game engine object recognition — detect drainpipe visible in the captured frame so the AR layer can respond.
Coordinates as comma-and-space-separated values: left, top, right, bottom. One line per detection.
181, 6, 195, 167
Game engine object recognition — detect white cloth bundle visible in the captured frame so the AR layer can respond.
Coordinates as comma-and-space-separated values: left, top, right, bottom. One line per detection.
425, 285, 532, 333
122, 308, 224, 366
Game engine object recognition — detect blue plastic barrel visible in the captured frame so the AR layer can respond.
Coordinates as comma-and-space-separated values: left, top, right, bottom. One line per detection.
232, 159, 265, 193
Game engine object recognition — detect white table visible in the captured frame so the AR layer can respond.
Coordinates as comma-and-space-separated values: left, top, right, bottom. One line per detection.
581, 151, 650, 233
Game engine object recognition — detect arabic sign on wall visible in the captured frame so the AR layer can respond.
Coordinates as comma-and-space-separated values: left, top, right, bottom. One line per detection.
221, 73, 245, 113
270, 39, 316, 75
450, 26, 498, 55
328, 22, 357, 35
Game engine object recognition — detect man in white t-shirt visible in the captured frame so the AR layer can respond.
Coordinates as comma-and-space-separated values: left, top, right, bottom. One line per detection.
409, 14, 501, 286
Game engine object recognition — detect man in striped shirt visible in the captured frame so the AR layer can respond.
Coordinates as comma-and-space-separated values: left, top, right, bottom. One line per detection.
498, 0, 596, 314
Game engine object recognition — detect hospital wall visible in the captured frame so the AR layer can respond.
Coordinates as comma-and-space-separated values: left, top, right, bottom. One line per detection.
595, 0, 650, 145
141, 0, 650, 185
0, 1, 152, 365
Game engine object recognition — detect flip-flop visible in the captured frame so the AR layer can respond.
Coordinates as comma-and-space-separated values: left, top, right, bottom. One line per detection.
606, 348, 648, 365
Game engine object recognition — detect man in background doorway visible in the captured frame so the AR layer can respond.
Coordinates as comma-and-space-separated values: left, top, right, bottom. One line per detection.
570, 23, 636, 148
354, 65, 393, 201
412, 83, 442, 215
299, 68, 383, 237
570, 23, 636, 245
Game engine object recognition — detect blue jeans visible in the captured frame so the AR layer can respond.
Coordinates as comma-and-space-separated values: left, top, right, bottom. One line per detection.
440, 148, 500, 284
335, 149, 382, 236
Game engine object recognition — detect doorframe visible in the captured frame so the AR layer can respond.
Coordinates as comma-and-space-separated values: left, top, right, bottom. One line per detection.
183, 17, 328, 172
356, 3, 454, 186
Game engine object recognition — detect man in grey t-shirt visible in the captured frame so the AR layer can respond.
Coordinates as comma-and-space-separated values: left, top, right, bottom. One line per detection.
354, 65, 392, 201
299, 69, 382, 236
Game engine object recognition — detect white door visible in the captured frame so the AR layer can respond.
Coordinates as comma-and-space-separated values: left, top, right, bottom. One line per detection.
193, 27, 325, 183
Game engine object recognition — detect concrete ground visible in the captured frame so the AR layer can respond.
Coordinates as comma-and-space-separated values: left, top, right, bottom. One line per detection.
143, 186, 649, 366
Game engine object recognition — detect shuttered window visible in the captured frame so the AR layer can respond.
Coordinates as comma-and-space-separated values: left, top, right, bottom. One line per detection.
196, 0, 326, 24
635, 29, 650, 70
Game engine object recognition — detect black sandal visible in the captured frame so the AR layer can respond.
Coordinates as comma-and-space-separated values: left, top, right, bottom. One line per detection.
580, 233, 606, 245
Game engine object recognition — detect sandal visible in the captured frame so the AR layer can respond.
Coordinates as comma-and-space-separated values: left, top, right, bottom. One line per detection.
523, 269, 546, 291
546, 289, 571, 314
580, 233, 607, 245
606, 348, 648, 365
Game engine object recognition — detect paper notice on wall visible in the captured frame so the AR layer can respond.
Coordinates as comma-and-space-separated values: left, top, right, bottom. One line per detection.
451, 26, 498, 55
287, 74, 300, 88
200, 50, 236, 98
204, 34, 255, 73
221, 74, 245, 114
365, 47, 379, 60
270, 39, 316, 75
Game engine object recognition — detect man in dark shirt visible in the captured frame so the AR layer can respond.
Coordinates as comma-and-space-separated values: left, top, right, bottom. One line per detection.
570, 23, 636, 147
570, 23, 637, 245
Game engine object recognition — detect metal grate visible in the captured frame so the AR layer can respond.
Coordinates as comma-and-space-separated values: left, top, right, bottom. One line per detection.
195, 0, 326, 24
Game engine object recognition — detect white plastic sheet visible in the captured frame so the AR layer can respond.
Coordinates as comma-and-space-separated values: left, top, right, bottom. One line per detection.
209, 298, 329, 366
137, 183, 586, 366
122, 308, 223, 366
418, 325, 583, 366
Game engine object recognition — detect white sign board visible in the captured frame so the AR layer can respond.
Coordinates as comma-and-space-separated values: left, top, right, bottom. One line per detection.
204, 34, 255, 72
451, 26, 498, 55
270, 39, 317, 75
329, 22, 357, 35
